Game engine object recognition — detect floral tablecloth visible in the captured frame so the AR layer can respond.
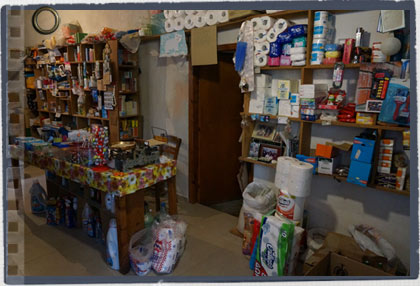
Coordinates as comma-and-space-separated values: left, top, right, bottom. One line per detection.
9, 145, 176, 197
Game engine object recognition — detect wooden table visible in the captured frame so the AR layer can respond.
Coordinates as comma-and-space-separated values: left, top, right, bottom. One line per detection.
9, 145, 177, 274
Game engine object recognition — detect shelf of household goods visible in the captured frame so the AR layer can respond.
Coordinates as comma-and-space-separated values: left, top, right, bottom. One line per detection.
260, 63, 361, 71
140, 10, 307, 42
72, 114, 110, 121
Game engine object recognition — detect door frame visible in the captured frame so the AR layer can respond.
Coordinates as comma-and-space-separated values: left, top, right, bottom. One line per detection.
188, 43, 237, 203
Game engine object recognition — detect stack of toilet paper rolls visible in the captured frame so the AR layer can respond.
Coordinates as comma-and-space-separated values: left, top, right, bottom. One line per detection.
311, 11, 335, 65
164, 10, 229, 32
252, 16, 282, 67
274, 156, 314, 224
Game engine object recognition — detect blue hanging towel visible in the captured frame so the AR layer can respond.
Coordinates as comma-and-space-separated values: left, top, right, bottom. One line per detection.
235, 41, 247, 72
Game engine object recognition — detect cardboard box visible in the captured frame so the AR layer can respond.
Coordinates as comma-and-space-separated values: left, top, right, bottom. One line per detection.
291, 105, 300, 118
299, 84, 328, 99
255, 74, 272, 88
318, 157, 339, 175
356, 112, 376, 125
347, 160, 372, 186
278, 99, 291, 116
263, 96, 278, 115
351, 137, 376, 163
316, 144, 337, 159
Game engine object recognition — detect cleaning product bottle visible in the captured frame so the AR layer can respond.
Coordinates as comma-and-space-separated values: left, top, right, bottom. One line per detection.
29, 179, 47, 214
106, 218, 119, 270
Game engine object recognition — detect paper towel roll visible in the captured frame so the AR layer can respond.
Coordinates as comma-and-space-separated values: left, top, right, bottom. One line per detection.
184, 15, 195, 30
290, 53, 306, 62
312, 38, 327, 51
205, 10, 218, 26
310, 51, 324, 65
254, 41, 270, 55
185, 10, 198, 16
174, 17, 185, 31
251, 17, 263, 30
276, 190, 306, 221
173, 10, 186, 18
313, 22, 333, 40
273, 18, 291, 34
164, 19, 176, 33
314, 11, 331, 24
287, 161, 313, 197
266, 28, 280, 43
254, 29, 267, 43
164, 10, 174, 19
275, 157, 300, 190
254, 53, 268, 67
217, 10, 229, 23
260, 16, 275, 30
193, 13, 206, 28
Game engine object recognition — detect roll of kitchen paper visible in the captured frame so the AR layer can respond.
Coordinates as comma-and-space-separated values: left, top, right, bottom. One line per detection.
184, 15, 195, 30
276, 190, 306, 221
260, 16, 275, 30
310, 51, 324, 65
312, 38, 327, 51
273, 18, 291, 34
266, 28, 280, 43
174, 17, 185, 31
287, 161, 313, 197
185, 10, 198, 16
173, 10, 186, 18
313, 23, 333, 40
290, 47, 307, 55
193, 13, 206, 28
205, 10, 218, 26
254, 41, 270, 55
275, 157, 300, 190
164, 10, 174, 19
254, 53, 268, 67
314, 11, 332, 25
290, 53, 306, 62
164, 19, 176, 33
254, 29, 268, 43
217, 10, 229, 23
251, 17, 263, 30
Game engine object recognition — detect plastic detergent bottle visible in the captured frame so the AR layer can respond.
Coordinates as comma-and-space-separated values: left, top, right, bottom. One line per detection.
29, 180, 47, 214
106, 218, 119, 270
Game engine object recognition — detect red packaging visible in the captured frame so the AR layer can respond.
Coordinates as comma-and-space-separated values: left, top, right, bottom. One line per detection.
280, 55, 291, 66
268, 56, 280, 66
323, 57, 338, 65
342, 38, 355, 64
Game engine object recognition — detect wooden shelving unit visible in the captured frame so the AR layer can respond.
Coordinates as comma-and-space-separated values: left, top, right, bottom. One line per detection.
238, 10, 410, 197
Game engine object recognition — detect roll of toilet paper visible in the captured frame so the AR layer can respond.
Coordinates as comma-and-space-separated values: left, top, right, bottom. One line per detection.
266, 28, 280, 43
314, 11, 332, 25
173, 10, 186, 18
251, 17, 263, 30
290, 47, 306, 55
193, 13, 206, 28
185, 10, 198, 16
273, 18, 292, 34
313, 22, 333, 40
184, 15, 195, 30
205, 10, 218, 26
254, 53, 268, 67
164, 19, 176, 33
254, 29, 268, 43
310, 51, 324, 65
260, 16, 275, 30
290, 53, 306, 62
217, 10, 229, 23
287, 161, 313, 197
254, 41, 270, 55
164, 10, 174, 19
174, 17, 185, 31
276, 190, 306, 221
312, 38, 327, 51
275, 157, 300, 190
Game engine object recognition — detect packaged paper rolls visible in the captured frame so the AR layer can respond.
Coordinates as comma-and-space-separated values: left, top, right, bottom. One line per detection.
314, 11, 332, 26
193, 13, 206, 28
266, 28, 280, 43
276, 190, 306, 221
290, 47, 306, 55
164, 10, 174, 19
260, 16, 275, 30
217, 10, 229, 23
254, 53, 268, 67
275, 157, 300, 191
287, 160, 313, 197
185, 10, 198, 16
291, 53, 306, 62
254, 29, 268, 43
251, 17, 263, 30
311, 51, 324, 65
174, 17, 185, 31
292, 60, 306, 66
254, 41, 270, 55
312, 38, 327, 51
164, 19, 175, 33
173, 10, 186, 18
184, 15, 195, 30
273, 18, 291, 34
205, 10, 218, 26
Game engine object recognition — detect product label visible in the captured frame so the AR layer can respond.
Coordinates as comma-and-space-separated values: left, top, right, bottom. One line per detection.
313, 26, 324, 35
276, 191, 296, 220
312, 43, 325, 51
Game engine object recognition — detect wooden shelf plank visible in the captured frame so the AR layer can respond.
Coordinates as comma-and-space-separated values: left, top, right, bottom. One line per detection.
73, 114, 109, 121
261, 66, 304, 70
238, 156, 276, 169
119, 114, 139, 119
305, 63, 361, 69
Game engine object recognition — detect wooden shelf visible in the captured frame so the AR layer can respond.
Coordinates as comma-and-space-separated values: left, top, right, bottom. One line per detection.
73, 114, 109, 121
119, 114, 139, 119
261, 66, 304, 70
305, 63, 361, 69
238, 156, 276, 169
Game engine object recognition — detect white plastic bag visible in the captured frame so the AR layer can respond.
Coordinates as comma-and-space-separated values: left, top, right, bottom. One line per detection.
129, 228, 154, 276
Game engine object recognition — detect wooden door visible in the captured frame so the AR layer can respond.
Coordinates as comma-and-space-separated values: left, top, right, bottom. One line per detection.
192, 52, 243, 205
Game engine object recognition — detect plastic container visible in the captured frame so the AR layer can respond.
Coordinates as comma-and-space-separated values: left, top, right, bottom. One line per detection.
29, 180, 47, 214
106, 218, 120, 270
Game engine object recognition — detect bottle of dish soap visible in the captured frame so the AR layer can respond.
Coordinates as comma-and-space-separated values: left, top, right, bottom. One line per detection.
106, 218, 119, 270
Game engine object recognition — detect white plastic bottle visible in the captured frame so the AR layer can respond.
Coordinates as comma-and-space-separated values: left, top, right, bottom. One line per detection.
106, 218, 119, 270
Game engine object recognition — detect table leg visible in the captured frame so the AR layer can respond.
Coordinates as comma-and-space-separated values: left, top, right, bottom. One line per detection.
115, 196, 130, 274
168, 176, 177, 215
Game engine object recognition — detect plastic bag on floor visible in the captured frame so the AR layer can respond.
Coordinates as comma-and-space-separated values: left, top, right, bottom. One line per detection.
151, 217, 187, 274
29, 180, 47, 214
129, 228, 154, 276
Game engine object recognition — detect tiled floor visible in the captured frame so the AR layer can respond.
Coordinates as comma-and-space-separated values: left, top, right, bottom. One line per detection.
18, 165, 252, 277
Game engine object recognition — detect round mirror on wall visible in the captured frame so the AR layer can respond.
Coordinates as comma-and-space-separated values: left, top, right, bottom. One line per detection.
32, 7, 60, 35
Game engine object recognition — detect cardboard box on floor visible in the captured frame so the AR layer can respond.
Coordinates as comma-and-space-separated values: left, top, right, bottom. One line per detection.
304, 232, 394, 276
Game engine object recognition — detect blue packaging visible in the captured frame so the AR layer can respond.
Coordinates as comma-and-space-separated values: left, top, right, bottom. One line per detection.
347, 160, 372, 187
324, 44, 341, 51
313, 25, 326, 36
312, 42, 325, 51
296, 154, 318, 174
288, 25, 308, 37
269, 41, 281, 57
351, 137, 376, 163
281, 43, 292, 56
277, 31, 292, 44
314, 11, 333, 22
300, 114, 318, 122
